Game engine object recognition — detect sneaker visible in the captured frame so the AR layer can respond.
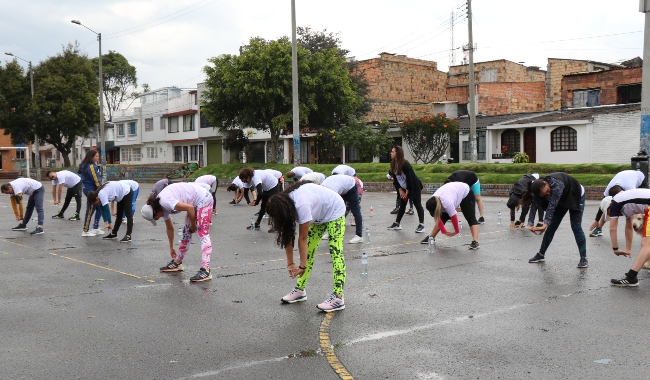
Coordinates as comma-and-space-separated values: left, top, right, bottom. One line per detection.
120, 235, 132, 243
589, 227, 603, 237
348, 235, 364, 244
478, 216, 485, 224
212, 210, 218, 215
387, 222, 402, 230
91, 228, 104, 235
281, 288, 307, 303
229, 200, 236, 205
122, 218, 128, 223
611, 276, 639, 287
246, 225, 260, 231
190, 267, 212, 282
529, 253, 545, 263
30, 227, 44, 235
268, 227, 276, 233
316, 293, 345, 312
421, 235, 434, 244
81, 231, 96, 237
12, 224, 27, 231
390, 207, 399, 215
68, 213, 80, 221
322, 232, 329, 240
514, 221, 522, 227
160, 260, 184, 272
536, 222, 544, 228
51, 213, 64, 219
406, 208, 414, 215
415, 224, 425, 233
577, 257, 588, 268
102, 233, 118, 240
469, 240, 480, 250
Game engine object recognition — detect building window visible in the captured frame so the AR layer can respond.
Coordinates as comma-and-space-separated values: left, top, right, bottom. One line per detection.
200, 113, 212, 129
480, 68, 497, 83
132, 148, 142, 161
145, 118, 153, 131
147, 147, 158, 159
117, 123, 125, 137
462, 131, 486, 160
573, 89, 600, 108
173, 146, 183, 161
190, 145, 199, 161
121, 148, 131, 162
128, 122, 137, 136
169, 117, 179, 133
183, 115, 194, 132
551, 126, 577, 151
16, 150, 25, 160
500, 129, 520, 155
617, 84, 641, 104
160, 116, 166, 130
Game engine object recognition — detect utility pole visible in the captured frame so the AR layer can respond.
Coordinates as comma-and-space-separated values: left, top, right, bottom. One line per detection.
467, 0, 477, 162
449, 10, 455, 67
640, 0, 650, 153
291, 0, 301, 165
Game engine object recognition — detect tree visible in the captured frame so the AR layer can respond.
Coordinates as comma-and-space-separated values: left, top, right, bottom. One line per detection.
0, 60, 31, 145
338, 120, 393, 162
400, 113, 460, 164
92, 50, 138, 121
30, 43, 99, 167
314, 128, 341, 164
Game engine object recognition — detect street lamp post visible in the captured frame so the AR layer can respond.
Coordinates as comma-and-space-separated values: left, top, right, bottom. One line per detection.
71, 20, 106, 182
4, 52, 40, 180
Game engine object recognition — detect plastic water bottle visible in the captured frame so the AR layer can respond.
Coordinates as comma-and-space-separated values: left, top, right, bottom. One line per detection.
177, 227, 183, 242
365, 228, 370, 245
250, 217, 255, 232
459, 220, 463, 236
369, 206, 374, 217
361, 252, 368, 275
427, 236, 435, 253
498, 211, 502, 225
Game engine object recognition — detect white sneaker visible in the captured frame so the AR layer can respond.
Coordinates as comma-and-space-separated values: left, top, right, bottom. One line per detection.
348, 235, 364, 244
321, 233, 329, 240
82, 231, 96, 237
91, 228, 104, 235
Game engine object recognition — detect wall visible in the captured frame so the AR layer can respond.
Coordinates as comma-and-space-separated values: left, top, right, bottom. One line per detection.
590, 111, 640, 164
477, 82, 546, 115
448, 60, 546, 86
0, 129, 20, 172
546, 59, 590, 110
531, 122, 590, 164
561, 67, 642, 107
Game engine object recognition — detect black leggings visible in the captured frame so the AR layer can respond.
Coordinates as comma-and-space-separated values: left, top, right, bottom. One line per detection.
395, 187, 424, 224
112, 190, 134, 236
60, 182, 83, 215
254, 185, 281, 226
440, 189, 479, 226
396, 192, 413, 209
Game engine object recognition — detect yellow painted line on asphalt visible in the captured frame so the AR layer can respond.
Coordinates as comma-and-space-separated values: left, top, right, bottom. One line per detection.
319, 312, 353, 380
48, 252, 155, 283
0, 238, 28, 248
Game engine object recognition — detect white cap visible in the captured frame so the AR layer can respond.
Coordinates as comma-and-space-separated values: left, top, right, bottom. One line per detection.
300, 172, 322, 185
600, 196, 612, 213
141, 204, 157, 226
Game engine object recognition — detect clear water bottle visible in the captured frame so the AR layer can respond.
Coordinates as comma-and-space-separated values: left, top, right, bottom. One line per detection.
427, 236, 435, 253
177, 227, 183, 242
250, 217, 255, 232
458, 220, 463, 236
369, 206, 374, 217
365, 228, 370, 245
498, 211, 502, 225
361, 252, 368, 275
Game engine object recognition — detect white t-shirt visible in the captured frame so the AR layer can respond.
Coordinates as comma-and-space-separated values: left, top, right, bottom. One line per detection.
264, 169, 283, 180
331, 165, 355, 176
52, 170, 81, 188
289, 183, 346, 225
604, 170, 645, 196
232, 177, 248, 189
431, 182, 471, 218
291, 166, 313, 179
321, 175, 356, 195
10, 178, 43, 195
157, 183, 212, 220
98, 181, 131, 206
195, 175, 217, 185
251, 170, 279, 192
120, 179, 139, 192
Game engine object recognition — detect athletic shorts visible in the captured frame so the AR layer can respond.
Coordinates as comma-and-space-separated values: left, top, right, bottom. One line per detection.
471, 180, 481, 196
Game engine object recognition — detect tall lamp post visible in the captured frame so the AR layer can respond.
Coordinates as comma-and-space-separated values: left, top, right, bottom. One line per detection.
71, 19, 106, 182
4, 52, 40, 180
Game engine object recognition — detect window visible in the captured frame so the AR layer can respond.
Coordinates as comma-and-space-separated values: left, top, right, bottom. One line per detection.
120, 147, 142, 162
147, 147, 158, 159
121, 148, 131, 162
16, 149, 25, 160
169, 117, 179, 133
480, 68, 497, 83
200, 113, 212, 129
145, 118, 153, 131
500, 129, 520, 154
160, 116, 166, 130
183, 146, 189, 163
462, 131, 486, 160
573, 89, 600, 107
617, 84, 641, 104
173, 146, 183, 161
190, 145, 199, 161
128, 122, 137, 136
183, 115, 194, 132
132, 148, 142, 161
117, 123, 125, 137
551, 126, 577, 151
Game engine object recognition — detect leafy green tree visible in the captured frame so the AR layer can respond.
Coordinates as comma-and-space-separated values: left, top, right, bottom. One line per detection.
338, 120, 393, 162
400, 113, 460, 164
30, 43, 99, 166
92, 50, 138, 122
314, 128, 341, 164
0, 60, 31, 144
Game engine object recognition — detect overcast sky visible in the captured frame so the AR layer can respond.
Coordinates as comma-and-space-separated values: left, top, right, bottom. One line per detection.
1, 0, 645, 98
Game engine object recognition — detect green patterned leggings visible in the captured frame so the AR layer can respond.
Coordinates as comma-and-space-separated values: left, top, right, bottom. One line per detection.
296, 216, 346, 295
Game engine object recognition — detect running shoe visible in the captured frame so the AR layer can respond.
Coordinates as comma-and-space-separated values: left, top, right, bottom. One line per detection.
478, 216, 485, 224
281, 288, 307, 303
536, 222, 544, 228
190, 268, 212, 282
316, 293, 345, 312
420, 235, 434, 244
389, 207, 399, 215
160, 260, 184, 272
415, 225, 425, 233
529, 253, 545, 263
68, 213, 80, 221
387, 222, 402, 230
102, 233, 118, 240
348, 235, 364, 244
611, 276, 639, 287
577, 257, 588, 268
30, 227, 44, 235
81, 231, 96, 237
589, 227, 603, 237
120, 235, 132, 243
12, 224, 27, 231
52, 213, 64, 219
469, 241, 480, 250
514, 221, 522, 227
91, 228, 104, 235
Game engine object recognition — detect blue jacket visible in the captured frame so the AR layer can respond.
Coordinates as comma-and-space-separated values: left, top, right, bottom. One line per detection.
78, 163, 101, 191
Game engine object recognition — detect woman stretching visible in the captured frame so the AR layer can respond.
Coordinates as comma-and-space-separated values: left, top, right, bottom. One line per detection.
387, 145, 425, 233
521, 172, 588, 268
141, 183, 214, 282
266, 182, 347, 312
78, 149, 104, 237
423, 182, 480, 250
87, 181, 136, 243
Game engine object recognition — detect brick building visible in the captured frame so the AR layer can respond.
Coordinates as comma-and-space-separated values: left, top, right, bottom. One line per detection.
560, 67, 642, 108
0, 129, 24, 175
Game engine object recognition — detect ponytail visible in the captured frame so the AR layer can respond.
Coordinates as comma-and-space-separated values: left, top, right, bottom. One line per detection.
86, 182, 110, 204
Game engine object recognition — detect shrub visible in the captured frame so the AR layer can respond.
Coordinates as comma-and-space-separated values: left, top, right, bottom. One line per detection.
512, 152, 529, 163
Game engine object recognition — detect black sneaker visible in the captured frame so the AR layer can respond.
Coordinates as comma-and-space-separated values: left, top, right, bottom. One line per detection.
577, 257, 588, 268
52, 213, 64, 219
390, 207, 399, 215
12, 224, 27, 231
514, 221, 522, 227
190, 267, 212, 282
478, 216, 485, 224
102, 233, 118, 240
68, 213, 80, 221
120, 235, 132, 243
536, 222, 544, 228
421, 235, 434, 244
529, 253, 545, 263
160, 260, 184, 272
415, 224, 425, 233
30, 227, 44, 235
246, 225, 260, 230
611, 276, 639, 287
387, 222, 402, 230
469, 241, 480, 250
229, 200, 236, 205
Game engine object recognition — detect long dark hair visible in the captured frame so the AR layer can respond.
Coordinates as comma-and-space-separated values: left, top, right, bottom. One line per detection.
146, 192, 164, 213
238, 167, 254, 181
520, 179, 546, 207
86, 182, 110, 204
79, 149, 99, 173
266, 181, 311, 248
389, 145, 406, 176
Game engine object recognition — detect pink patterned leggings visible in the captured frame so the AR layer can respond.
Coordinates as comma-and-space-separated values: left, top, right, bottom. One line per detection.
177, 199, 213, 269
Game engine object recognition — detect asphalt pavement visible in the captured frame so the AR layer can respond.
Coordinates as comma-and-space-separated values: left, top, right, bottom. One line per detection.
1, 183, 648, 380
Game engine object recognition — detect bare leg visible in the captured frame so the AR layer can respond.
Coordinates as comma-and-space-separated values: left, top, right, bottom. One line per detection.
470, 224, 479, 242
475, 194, 485, 218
